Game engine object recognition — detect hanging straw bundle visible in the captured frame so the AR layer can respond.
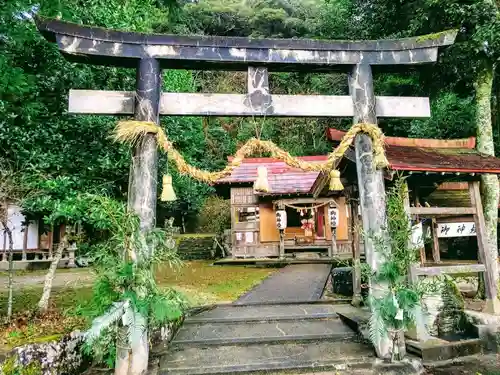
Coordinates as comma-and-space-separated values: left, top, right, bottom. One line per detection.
160, 175, 177, 202
254, 166, 270, 192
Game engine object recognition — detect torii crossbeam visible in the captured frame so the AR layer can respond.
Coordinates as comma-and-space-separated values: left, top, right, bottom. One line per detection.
36, 17, 458, 359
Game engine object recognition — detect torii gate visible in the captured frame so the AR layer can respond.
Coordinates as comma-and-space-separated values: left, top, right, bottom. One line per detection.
36, 17, 458, 358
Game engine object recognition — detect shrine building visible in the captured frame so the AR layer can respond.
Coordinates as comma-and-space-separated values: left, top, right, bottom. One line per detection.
215, 129, 500, 265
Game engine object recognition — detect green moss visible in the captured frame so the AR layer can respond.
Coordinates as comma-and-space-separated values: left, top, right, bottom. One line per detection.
20, 361, 42, 375
0, 287, 93, 316
1, 356, 42, 375
175, 233, 216, 239
1, 356, 17, 375
415, 29, 458, 43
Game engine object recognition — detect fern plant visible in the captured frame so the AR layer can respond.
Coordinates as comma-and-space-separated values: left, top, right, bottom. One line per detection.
76, 195, 186, 368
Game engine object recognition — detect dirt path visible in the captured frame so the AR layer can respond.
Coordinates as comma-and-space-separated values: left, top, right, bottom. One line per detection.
0, 268, 94, 290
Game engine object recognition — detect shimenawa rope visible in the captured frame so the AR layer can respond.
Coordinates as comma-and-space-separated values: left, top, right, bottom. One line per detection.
112, 120, 388, 199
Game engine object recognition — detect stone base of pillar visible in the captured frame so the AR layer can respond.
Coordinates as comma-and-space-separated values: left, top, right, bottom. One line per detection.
372, 358, 424, 375
351, 293, 363, 307
483, 298, 500, 315
467, 309, 500, 352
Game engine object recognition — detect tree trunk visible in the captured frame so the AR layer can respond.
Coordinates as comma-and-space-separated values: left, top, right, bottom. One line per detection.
475, 60, 500, 309
37, 234, 67, 314
1, 220, 14, 320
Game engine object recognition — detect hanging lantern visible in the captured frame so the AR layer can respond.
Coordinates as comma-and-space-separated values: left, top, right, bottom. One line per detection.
276, 210, 287, 230
160, 174, 177, 202
254, 166, 270, 192
328, 207, 339, 227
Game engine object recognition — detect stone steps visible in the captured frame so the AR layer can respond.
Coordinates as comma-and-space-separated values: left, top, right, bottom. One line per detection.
184, 303, 340, 324
157, 303, 375, 374
173, 318, 357, 347
159, 340, 375, 375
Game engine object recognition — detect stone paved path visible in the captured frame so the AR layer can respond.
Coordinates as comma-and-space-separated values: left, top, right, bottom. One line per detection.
234, 264, 332, 304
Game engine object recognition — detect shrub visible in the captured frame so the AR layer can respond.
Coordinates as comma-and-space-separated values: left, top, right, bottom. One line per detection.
196, 197, 231, 234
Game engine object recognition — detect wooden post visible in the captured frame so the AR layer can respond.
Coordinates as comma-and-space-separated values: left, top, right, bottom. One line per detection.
405, 185, 431, 342
414, 188, 427, 264
350, 63, 392, 359
278, 203, 285, 259
431, 218, 440, 263
351, 201, 362, 307
469, 181, 500, 314
279, 230, 285, 259
329, 228, 336, 257
22, 223, 28, 262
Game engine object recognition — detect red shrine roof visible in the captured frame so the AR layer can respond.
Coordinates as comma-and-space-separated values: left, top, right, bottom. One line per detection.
215, 131, 500, 196
216, 156, 327, 195
327, 129, 500, 174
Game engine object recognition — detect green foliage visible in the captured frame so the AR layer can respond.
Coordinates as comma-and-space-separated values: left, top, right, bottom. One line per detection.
77, 195, 186, 368
409, 93, 476, 139
0, 356, 42, 375
366, 177, 422, 354
196, 197, 231, 234
0, 0, 210, 231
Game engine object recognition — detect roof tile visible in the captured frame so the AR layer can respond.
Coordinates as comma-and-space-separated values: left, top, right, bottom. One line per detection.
217, 156, 327, 195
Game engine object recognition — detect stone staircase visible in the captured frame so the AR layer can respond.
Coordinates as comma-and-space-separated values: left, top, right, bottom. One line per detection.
157, 303, 376, 374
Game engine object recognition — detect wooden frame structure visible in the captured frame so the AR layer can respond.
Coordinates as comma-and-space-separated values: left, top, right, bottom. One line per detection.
35, 17, 458, 359
404, 180, 500, 316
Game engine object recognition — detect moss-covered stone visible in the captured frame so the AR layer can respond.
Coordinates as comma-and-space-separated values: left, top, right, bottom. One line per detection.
175, 234, 217, 260
415, 29, 458, 43
0, 332, 86, 375
1, 356, 42, 375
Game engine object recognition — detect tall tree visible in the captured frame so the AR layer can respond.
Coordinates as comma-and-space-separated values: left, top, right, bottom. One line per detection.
0, 165, 27, 321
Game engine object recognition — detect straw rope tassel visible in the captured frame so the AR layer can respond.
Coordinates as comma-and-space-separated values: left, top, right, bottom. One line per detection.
328, 170, 344, 191
161, 174, 177, 202
254, 166, 270, 192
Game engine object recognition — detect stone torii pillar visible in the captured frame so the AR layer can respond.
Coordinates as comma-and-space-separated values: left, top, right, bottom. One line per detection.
350, 63, 392, 358
128, 59, 161, 232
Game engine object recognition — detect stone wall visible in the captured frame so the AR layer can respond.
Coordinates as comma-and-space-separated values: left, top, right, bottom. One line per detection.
0, 332, 86, 375
0, 317, 186, 375
175, 234, 217, 260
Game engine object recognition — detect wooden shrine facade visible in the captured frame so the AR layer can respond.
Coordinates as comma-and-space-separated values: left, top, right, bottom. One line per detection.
215, 157, 358, 259
328, 129, 500, 314
0, 206, 75, 270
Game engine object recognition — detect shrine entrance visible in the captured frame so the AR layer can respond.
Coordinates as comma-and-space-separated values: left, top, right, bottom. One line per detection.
35, 17, 479, 363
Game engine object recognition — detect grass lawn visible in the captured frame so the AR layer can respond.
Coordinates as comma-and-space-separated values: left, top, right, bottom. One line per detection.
155, 260, 276, 305
0, 261, 275, 349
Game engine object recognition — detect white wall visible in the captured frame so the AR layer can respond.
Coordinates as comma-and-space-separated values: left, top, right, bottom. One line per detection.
0, 204, 39, 251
